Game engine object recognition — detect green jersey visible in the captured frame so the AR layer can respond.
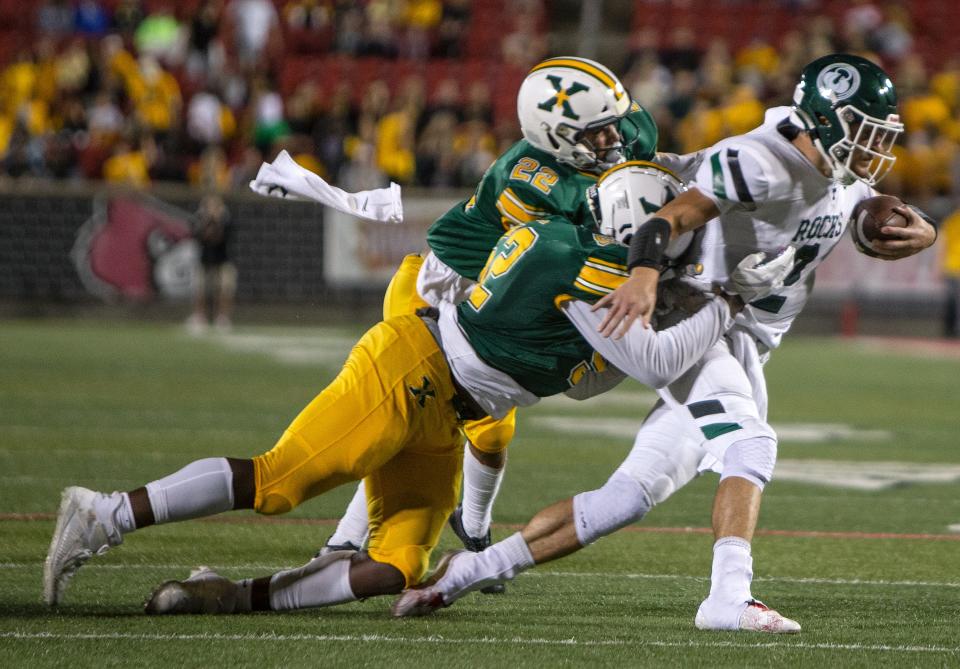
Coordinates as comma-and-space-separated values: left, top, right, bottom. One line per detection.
456, 218, 630, 396
428, 108, 658, 280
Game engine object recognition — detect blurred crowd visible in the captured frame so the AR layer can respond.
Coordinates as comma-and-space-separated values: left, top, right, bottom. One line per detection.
1, 0, 959, 213
0, 0, 538, 191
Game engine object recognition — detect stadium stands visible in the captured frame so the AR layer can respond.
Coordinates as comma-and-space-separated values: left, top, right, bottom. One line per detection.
0, 0, 959, 204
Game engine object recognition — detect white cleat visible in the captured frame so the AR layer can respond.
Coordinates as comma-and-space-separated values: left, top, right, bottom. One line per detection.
391, 550, 463, 618
737, 600, 801, 633
43, 486, 121, 606
145, 567, 240, 615
696, 599, 801, 634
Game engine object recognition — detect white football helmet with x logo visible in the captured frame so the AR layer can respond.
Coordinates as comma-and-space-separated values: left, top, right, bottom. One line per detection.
517, 57, 633, 172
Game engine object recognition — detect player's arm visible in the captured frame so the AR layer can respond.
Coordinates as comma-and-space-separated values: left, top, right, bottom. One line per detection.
591, 189, 720, 338
593, 143, 769, 338
562, 291, 741, 388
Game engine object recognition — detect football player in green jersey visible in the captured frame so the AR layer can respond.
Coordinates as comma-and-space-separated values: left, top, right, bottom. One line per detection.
320, 57, 702, 568
44, 164, 788, 616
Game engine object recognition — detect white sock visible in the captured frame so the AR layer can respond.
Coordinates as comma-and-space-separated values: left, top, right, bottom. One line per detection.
145, 457, 234, 524
92, 492, 135, 543
327, 482, 370, 548
439, 532, 534, 603
701, 537, 753, 628
460, 446, 504, 538
269, 557, 356, 610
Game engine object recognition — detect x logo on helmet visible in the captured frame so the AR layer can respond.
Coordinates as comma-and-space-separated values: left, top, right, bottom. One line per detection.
538, 75, 589, 120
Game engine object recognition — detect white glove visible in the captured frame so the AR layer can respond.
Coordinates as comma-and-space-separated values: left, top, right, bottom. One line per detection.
729, 246, 796, 303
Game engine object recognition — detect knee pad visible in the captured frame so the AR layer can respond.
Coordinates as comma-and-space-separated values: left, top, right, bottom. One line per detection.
572, 471, 652, 546
617, 443, 702, 506
462, 409, 516, 454
719, 436, 777, 490
368, 544, 430, 588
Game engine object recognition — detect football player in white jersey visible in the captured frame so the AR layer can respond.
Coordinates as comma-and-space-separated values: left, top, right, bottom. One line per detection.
391, 54, 938, 633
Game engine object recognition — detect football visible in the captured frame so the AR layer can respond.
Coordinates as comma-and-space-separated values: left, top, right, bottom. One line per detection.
849, 194, 908, 257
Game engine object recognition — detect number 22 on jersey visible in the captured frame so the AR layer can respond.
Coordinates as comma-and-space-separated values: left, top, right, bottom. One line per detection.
510, 158, 559, 194
467, 227, 540, 311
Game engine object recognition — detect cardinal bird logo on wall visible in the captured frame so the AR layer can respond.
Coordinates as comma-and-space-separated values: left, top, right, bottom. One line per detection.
72, 194, 199, 302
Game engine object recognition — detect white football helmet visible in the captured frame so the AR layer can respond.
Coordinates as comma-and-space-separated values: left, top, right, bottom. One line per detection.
518, 57, 633, 172
593, 160, 692, 259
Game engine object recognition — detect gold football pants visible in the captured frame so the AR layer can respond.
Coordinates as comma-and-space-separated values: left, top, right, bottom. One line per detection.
252, 314, 464, 585
382, 253, 516, 454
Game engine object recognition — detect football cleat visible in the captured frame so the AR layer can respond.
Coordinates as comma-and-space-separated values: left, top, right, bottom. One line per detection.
314, 539, 362, 559
145, 567, 240, 615
391, 550, 463, 617
447, 506, 504, 595
695, 599, 801, 634
43, 486, 122, 606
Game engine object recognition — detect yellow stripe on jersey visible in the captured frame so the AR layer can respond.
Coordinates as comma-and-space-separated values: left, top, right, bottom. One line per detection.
554, 293, 575, 309
574, 258, 629, 296
496, 188, 546, 228
531, 58, 623, 100
583, 255, 628, 272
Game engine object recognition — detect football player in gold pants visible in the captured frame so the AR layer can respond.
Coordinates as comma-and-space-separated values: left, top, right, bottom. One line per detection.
319, 254, 515, 569
45, 311, 482, 611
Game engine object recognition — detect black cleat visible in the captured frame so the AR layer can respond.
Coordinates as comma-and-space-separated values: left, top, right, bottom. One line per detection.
447, 506, 505, 595
314, 538, 362, 559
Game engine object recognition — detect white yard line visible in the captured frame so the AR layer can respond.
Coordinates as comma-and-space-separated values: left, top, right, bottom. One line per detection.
3, 562, 958, 590
0, 631, 956, 654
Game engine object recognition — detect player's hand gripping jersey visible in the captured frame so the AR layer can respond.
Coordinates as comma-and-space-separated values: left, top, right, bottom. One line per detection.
689, 107, 874, 349
428, 107, 658, 281
439, 218, 736, 416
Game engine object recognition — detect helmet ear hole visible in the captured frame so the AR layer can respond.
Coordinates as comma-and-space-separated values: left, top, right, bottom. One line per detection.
540, 123, 561, 150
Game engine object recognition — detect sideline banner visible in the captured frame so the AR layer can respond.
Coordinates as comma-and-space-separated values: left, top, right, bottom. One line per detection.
323, 195, 461, 287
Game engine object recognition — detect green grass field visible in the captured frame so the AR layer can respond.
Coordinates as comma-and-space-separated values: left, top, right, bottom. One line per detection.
2, 319, 959, 667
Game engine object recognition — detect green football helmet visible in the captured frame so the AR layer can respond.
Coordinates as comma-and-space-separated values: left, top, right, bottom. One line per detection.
792, 53, 903, 186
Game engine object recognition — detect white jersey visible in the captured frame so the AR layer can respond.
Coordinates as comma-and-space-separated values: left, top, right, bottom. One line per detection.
689, 106, 875, 349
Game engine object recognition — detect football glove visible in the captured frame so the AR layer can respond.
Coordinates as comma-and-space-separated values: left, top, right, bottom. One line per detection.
729, 246, 796, 303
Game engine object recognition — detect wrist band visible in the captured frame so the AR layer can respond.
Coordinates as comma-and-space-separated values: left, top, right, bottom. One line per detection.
626, 217, 672, 270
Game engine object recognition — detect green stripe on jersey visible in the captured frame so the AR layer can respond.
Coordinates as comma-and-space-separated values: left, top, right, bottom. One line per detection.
701, 422, 742, 440
710, 152, 727, 200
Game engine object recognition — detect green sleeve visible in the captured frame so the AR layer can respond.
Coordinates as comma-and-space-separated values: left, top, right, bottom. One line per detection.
621, 106, 658, 161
